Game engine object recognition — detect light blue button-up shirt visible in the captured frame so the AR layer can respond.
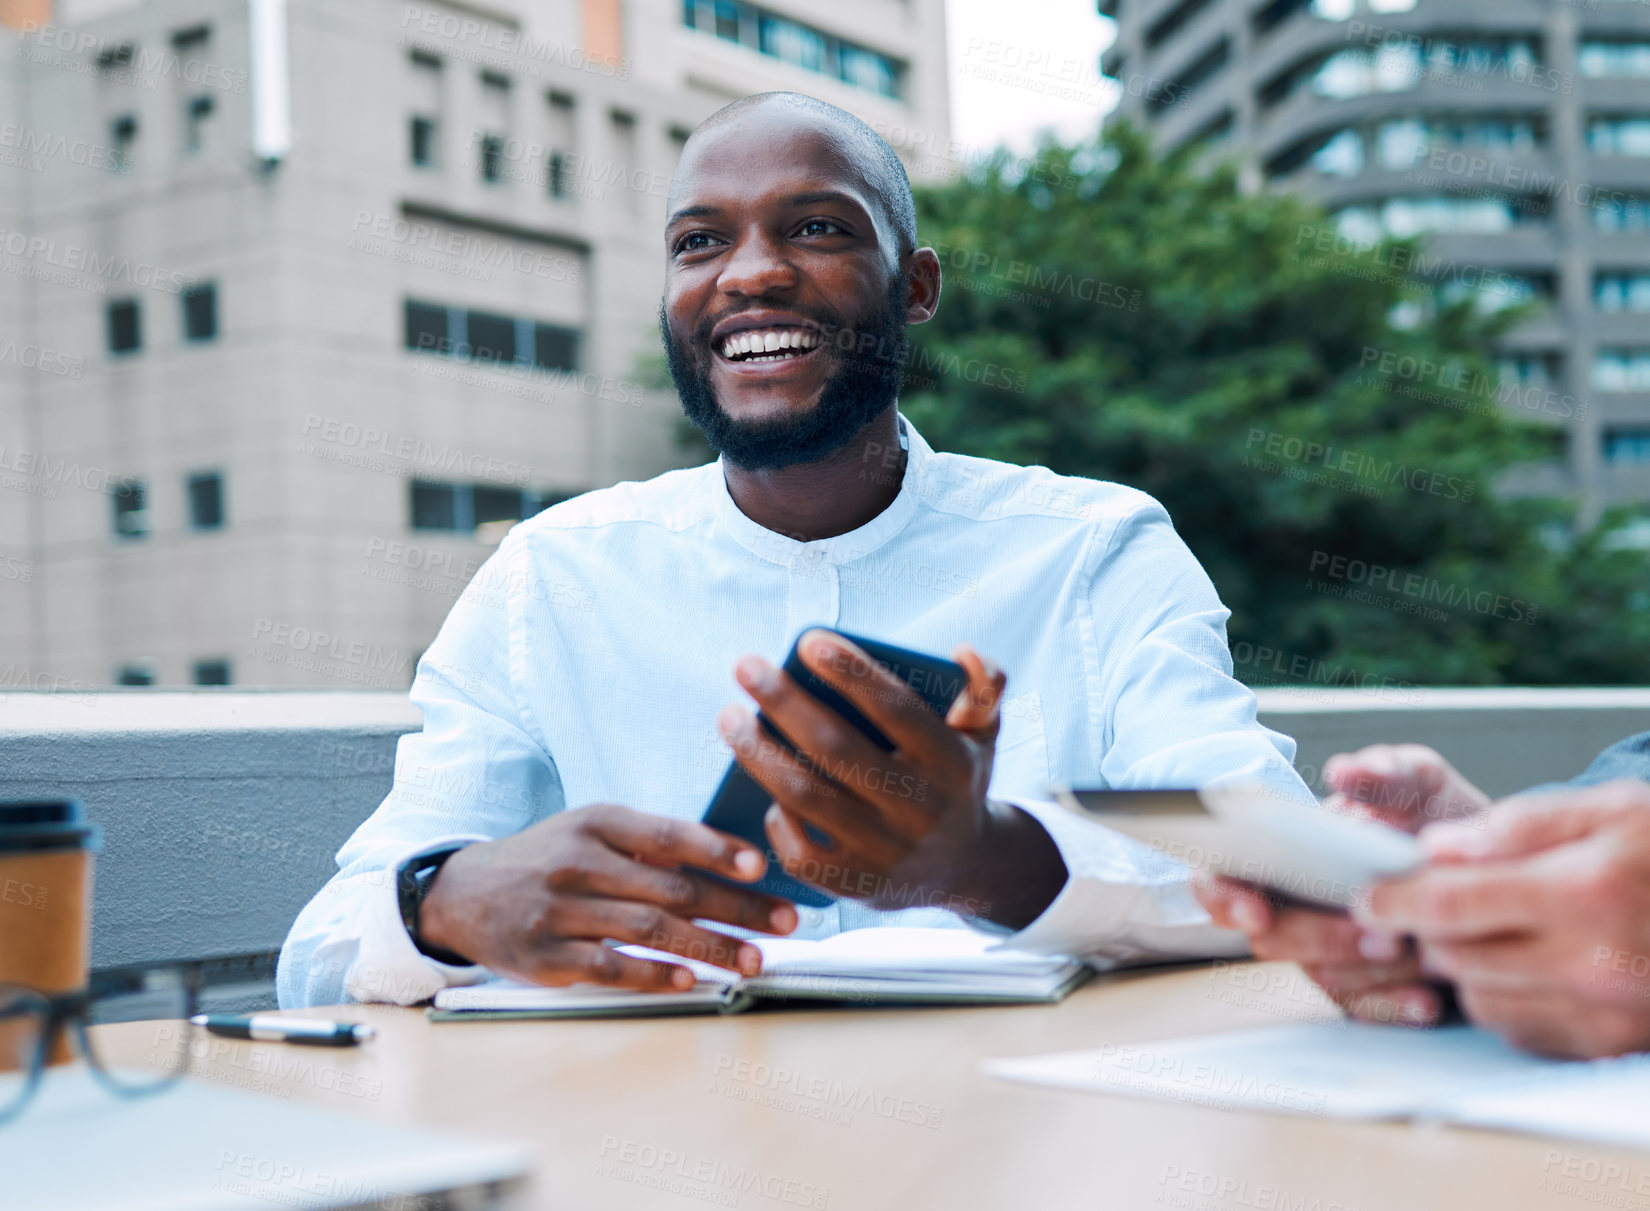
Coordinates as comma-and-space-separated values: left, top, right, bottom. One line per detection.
279, 417, 1307, 1008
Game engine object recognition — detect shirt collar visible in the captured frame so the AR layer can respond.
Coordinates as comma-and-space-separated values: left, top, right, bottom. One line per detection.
712, 412, 930, 566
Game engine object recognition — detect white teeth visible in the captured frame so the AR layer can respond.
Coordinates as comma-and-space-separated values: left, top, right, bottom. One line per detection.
719, 327, 820, 361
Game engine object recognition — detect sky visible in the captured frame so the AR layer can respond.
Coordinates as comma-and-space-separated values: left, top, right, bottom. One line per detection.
945, 0, 1119, 157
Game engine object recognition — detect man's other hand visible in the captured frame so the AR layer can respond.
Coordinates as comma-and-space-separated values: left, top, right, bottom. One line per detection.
1193, 874, 1440, 1027
1323, 743, 1491, 833
418, 805, 798, 990
1362, 780, 1650, 1059
718, 630, 1067, 930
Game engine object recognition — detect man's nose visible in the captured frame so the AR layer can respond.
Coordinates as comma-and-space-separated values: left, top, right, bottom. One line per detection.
717, 232, 798, 297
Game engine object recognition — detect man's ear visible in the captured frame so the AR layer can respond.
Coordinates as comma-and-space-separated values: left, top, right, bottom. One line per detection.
904, 248, 942, 324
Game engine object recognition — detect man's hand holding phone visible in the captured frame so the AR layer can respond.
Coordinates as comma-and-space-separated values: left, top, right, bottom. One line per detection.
716, 629, 1067, 931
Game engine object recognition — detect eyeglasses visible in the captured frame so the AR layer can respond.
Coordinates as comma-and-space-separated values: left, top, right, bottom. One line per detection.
0, 964, 200, 1126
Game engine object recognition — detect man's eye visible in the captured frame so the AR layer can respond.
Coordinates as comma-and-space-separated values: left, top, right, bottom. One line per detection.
674, 232, 717, 253
797, 219, 843, 237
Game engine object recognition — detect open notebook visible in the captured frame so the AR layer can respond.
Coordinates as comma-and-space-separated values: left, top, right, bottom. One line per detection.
430, 927, 1091, 1020
983, 1022, 1650, 1151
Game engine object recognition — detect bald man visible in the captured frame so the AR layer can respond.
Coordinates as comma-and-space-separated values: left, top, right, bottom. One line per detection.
279, 92, 1307, 1008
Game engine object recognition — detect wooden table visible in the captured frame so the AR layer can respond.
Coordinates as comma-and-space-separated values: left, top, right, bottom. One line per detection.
90, 962, 1650, 1211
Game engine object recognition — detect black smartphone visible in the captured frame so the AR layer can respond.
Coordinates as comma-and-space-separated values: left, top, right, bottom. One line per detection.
700, 629, 968, 908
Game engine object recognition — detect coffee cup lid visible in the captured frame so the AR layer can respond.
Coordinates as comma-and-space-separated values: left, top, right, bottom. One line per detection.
0, 800, 102, 854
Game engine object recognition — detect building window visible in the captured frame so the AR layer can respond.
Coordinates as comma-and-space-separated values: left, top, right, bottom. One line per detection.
465, 310, 516, 363
110, 114, 138, 172
116, 665, 156, 687
1604, 429, 1650, 465
409, 49, 442, 169
680, 0, 904, 98
405, 299, 580, 371
411, 480, 566, 532
187, 472, 224, 530
182, 283, 218, 342
1593, 351, 1650, 393
1335, 195, 1532, 240
479, 135, 505, 183
172, 24, 210, 51
1597, 274, 1650, 312
112, 480, 148, 538
478, 70, 510, 184
1588, 117, 1650, 157
547, 91, 575, 199
404, 300, 452, 355
1596, 195, 1650, 231
410, 116, 437, 167
1498, 354, 1560, 389
534, 324, 578, 371
192, 659, 232, 686
185, 95, 214, 154
1439, 272, 1548, 316
107, 299, 142, 355
1580, 41, 1650, 79
1310, 129, 1364, 176
1151, 39, 1229, 114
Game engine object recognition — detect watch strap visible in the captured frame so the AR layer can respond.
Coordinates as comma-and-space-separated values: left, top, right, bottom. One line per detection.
396, 846, 473, 967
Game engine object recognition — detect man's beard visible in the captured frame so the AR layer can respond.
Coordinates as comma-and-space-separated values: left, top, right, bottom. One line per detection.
661, 276, 909, 471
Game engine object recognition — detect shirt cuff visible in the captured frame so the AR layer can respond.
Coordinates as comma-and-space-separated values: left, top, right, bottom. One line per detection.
344, 834, 493, 1005
982, 797, 1250, 967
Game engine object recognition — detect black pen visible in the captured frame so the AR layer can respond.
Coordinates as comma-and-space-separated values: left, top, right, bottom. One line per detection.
189, 1014, 377, 1047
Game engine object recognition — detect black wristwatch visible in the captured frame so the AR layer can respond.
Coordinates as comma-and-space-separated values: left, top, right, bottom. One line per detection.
396, 846, 473, 966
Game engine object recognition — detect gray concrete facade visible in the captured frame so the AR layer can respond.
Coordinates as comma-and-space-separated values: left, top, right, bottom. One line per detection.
0, 0, 951, 689
1100, 0, 1650, 519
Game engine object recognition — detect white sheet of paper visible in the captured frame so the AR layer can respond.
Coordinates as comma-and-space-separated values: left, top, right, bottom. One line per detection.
984, 1023, 1564, 1120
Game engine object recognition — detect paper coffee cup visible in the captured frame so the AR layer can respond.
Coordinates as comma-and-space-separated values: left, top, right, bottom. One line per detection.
0, 801, 100, 1067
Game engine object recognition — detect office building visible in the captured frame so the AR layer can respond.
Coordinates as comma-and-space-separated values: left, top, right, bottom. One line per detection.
1100, 0, 1650, 514
0, 0, 950, 687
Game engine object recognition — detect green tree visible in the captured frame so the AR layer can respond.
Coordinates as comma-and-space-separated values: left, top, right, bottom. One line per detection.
900, 125, 1650, 687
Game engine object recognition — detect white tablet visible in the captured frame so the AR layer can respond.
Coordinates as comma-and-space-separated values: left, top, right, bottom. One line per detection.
1051, 784, 1424, 910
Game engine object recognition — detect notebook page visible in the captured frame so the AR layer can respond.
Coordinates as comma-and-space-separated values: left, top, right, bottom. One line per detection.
750, 927, 1075, 979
